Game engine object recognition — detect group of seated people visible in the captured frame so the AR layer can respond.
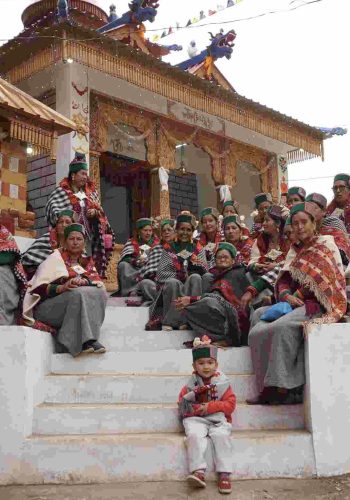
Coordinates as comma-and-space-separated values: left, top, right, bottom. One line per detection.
0, 161, 349, 407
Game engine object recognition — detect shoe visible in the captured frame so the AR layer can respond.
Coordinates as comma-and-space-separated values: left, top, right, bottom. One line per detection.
187, 470, 206, 488
89, 341, 106, 354
246, 387, 277, 405
218, 473, 232, 494
162, 325, 173, 331
80, 342, 94, 354
179, 324, 189, 330
145, 318, 162, 331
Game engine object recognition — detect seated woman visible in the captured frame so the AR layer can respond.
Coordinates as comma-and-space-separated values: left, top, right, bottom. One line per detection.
135, 219, 175, 304
248, 205, 289, 280
222, 200, 250, 238
177, 242, 250, 347
223, 215, 253, 266
21, 210, 75, 279
0, 223, 27, 325
250, 193, 273, 238
117, 218, 160, 297
198, 207, 223, 269
147, 213, 208, 331
247, 202, 347, 405
23, 224, 107, 357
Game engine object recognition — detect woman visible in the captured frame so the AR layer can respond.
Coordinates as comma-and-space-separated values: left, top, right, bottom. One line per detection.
250, 192, 273, 238
147, 213, 208, 331
223, 215, 253, 266
198, 207, 223, 269
286, 186, 306, 207
133, 219, 175, 305
46, 153, 114, 277
23, 224, 107, 357
247, 202, 347, 405
222, 200, 239, 218
0, 223, 27, 325
22, 210, 75, 278
248, 205, 289, 279
177, 242, 250, 346
118, 218, 160, 297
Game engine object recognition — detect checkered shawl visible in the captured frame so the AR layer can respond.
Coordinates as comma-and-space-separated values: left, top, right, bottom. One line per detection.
0, 225, 27, 288
138, 243, 164, 280
260, 265, 283, 288
21, 231, 53, 267
155, 242, 208, 285
277, 235, 347, 325
46, 183, 114, 277
321, 216, 350, 264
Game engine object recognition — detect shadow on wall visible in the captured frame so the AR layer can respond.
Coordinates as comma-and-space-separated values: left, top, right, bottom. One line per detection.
232, 161, 261, 228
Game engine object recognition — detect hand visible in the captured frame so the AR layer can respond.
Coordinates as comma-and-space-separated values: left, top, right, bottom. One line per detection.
241, 291, 253, 309
285, 295, 304, 308
263, 262, 276, 272
87, 208, 97, 218
197, 403, 209, 416
174, 296, 191, 310
254, 264, 265, 274
61, 277, 87, 292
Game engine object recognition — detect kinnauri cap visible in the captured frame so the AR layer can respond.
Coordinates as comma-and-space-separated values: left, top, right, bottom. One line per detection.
64, 223, 86, 239
334, 173, 350, 184
136, 218, 153, 230
254, 192, 272, 208
192, 336, 217, 362
287, 186, 306, 200
69, 153, 88, 174
223, 214, 241, 228
200, 207, 219, 221
290, 202, 318, 221
215, 241, 237, 258
305, 193, 327, 210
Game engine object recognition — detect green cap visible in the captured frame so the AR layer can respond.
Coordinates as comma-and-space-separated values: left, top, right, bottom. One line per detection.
192, 345, 218, 362
215, 242, 237, 258
254, 192, 272, 208
288, 186, 306, 200
290, 202, 318, 221
161, 219, 175, 229
64, 223, 86, 239
334, 173, 350, 184
284, 215, 292, 227
223, 215, 241, 228
56, 209, 75, 222
200, 207, 219, 221
69, 153, 88, 174
176, 213, 196, 228
136, 218, 152, 230
305, 193, 327, 209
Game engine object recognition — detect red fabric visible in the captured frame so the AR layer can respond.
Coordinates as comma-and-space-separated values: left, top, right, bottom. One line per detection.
129, 236, 160, 260
234, 238, 253, 265
178, 384, 236, 423
326, 196, 350, 234
256, 233, 289, 264
320, 225, 350, 261
199, 231, 223, 246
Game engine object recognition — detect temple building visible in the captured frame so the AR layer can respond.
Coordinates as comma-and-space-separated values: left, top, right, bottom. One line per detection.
0, 0, 329, 249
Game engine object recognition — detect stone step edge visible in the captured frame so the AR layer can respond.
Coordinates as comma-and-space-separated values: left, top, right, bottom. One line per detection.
28, 429, 310, 441
47, 372, 254, 378
37, 402, 301, 410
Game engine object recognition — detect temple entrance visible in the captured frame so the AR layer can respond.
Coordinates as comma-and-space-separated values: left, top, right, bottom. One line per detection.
100, 153, 151, 244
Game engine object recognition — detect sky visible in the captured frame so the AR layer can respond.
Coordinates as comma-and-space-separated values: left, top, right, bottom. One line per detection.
2, 0, 349, 202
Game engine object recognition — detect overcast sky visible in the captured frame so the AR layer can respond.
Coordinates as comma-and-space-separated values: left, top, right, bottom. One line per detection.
2, 0, 349, 202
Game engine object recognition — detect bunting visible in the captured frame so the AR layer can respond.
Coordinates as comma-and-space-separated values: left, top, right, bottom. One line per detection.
151, 1, 238, 42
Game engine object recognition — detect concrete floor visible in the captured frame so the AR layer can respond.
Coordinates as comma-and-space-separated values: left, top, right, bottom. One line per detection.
1, 476, 350, 500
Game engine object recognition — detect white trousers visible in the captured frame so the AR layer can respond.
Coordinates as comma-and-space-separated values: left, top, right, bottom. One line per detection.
183, 413, 232, 473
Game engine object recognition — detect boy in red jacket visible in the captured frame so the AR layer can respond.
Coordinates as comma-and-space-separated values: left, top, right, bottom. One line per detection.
178, 336, 236, 494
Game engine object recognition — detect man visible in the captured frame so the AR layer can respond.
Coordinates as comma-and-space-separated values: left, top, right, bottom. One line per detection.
326, 173, 350, 234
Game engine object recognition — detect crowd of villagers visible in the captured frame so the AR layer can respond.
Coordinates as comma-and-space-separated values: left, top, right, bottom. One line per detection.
0, 150, 349, 406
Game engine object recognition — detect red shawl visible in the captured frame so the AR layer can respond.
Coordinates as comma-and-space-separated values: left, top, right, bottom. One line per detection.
234, 238, 253, 265
256, 233, 289, 264
0, 225, 27, 288
326, 197, 350, 234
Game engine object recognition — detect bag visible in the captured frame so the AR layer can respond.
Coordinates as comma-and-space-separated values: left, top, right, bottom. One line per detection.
260, 302, 293, 322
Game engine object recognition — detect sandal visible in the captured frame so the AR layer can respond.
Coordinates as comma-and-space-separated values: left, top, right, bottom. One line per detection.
187, 470, 206, 488
218, 473, 232, 494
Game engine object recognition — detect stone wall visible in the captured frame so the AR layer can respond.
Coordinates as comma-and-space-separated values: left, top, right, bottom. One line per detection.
169, 172, 198, 218
27, 155, 56, 236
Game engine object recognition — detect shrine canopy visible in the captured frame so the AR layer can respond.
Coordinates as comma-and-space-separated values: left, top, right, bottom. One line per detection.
0, 77, 76, 159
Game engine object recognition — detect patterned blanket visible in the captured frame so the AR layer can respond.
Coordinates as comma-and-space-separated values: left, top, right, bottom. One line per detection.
0, 225, 27, 288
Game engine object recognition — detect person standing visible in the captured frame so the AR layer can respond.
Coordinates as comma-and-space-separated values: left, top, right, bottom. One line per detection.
326, 173, 350, 234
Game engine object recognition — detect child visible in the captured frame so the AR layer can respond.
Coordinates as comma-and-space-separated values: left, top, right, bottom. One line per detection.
178, 336, 236, 494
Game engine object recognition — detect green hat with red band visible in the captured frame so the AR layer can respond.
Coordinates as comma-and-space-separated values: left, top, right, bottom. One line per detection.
334, 173, 350, 184
64, 223, 86, 239
290, 202, 318, 221
215, 241, 237, 258
176, 213, 196, 228
200, 207, 219, 221
161, 219, 175, 228
223, 214, 241, 228
254, 192, 272, 208
69, 153, 88, 174
192, 336, 218, 361
136, 218, 152, 230
287, 186, 306, 200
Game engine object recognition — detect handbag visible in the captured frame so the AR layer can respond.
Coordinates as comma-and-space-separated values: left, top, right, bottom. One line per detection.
260, 302, 293, 322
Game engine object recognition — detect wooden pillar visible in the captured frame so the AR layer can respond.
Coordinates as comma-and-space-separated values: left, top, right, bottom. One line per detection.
89, 150, 101, 198
150, 168, 171, 219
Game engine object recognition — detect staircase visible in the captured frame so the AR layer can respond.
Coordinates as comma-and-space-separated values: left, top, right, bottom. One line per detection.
22, 298, 316, 482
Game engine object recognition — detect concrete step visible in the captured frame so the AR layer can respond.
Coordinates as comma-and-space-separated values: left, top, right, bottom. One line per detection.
22, 430, 316, 482
33, 402, 304, 435
99, 328, 197, 351
43, 373, 258, 404
103, 304, 149, 332
51, 347, 253, 375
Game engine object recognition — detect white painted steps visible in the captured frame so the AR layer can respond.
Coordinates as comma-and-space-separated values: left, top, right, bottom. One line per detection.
43, 373, 258, 403
26, 303, 315, 482
33, 402, 304, 435
22, 431, 315, 482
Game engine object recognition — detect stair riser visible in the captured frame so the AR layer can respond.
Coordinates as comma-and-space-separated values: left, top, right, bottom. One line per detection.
33, 404, 304, 435
51, 348, 253, 375
43, 374, 258, 404
104, 307, 149, 330
21, 432, 316, 483
99, 329, 197, 351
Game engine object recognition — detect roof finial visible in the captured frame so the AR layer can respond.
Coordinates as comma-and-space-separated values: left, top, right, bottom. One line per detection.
57, 0, 69, 20
109, 4, 118, 22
